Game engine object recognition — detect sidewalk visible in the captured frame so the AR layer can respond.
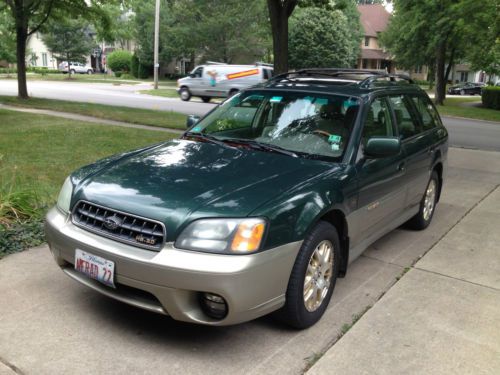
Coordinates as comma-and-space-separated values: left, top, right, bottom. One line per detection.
308, 185, 500, 374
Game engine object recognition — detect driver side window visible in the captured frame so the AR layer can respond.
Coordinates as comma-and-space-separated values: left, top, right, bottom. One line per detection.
362, 97, 395, 145
192, 67, 203, 78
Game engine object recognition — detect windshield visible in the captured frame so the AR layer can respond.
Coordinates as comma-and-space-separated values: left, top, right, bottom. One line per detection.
187, 91, 360, 160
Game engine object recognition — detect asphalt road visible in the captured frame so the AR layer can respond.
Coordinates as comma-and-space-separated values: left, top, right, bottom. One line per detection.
1, 80, 499, 151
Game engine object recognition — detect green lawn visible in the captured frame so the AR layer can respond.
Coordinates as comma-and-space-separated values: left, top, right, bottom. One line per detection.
139, 88, 180, 98
437, 97, 500, 122
0, 96, 186, 129
0, 109, 175, 203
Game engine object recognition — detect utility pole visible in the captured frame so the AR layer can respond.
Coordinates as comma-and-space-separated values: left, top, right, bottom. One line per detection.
153, 0, 160, 89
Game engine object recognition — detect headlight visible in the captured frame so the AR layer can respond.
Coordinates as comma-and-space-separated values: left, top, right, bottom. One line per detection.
56, 176, 73, 213
176, 218, 266, 254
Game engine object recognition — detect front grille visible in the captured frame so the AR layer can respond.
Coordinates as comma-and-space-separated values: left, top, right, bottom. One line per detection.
72, 201, 166, 251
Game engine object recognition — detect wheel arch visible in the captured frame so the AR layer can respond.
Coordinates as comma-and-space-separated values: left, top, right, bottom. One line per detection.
432, 158, 444, 202
318, 209, 349, 278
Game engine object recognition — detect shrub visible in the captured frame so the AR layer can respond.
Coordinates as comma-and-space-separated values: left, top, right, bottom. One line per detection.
131, 53, 140, 78
0, 219, 45, 258
0, 67, 17, 74
114, 71, 122, 78
482, 86, 500, 110
107, 50, 132, 73
137, 63, 151, 79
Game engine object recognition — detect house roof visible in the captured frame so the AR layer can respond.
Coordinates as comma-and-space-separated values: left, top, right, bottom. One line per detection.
360, 49, 389, 60
358, 4, 390, 37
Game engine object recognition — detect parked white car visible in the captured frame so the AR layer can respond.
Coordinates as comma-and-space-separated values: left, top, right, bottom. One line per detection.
58, 62, 94, 74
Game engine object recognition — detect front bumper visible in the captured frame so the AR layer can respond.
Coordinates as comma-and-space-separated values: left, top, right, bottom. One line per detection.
45, 207, 301, 326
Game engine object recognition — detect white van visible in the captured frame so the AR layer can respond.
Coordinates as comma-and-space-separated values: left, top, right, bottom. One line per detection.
176, 63, 274, 102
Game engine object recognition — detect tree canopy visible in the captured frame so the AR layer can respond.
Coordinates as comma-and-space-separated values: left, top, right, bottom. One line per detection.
380, 0, 497, 104
288, 5, 361, 69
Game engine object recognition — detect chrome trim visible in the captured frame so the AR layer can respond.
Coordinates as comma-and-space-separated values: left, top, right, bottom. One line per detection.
71, 200, 167, 251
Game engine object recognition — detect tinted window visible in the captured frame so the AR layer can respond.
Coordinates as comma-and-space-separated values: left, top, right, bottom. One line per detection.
411, 95, 440, 131
362, 97, 395, 143
388, 95, 421, 139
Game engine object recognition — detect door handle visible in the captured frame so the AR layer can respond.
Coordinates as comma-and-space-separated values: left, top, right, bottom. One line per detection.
398, 162, 406, 172
428, 147, 435, 155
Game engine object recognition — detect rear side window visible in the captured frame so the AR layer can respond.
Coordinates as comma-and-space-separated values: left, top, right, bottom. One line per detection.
263, 69, 273, 80
411, 96, 441, 131
388, 95, 421, 139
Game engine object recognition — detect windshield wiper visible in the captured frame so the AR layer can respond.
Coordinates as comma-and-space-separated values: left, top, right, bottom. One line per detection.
225, 138, 298, 158
184, 132, 235, 149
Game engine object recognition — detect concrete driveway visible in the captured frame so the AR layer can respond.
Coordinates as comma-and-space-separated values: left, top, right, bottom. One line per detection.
0, 147, 499, 375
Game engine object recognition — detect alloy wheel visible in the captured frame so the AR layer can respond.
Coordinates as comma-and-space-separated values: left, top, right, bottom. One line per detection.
303, 240, 334, 312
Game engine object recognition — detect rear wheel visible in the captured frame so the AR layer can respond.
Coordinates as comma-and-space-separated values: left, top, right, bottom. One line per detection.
460, 89, 465, 95
406, 171, 439, 230
201, 96, 211, 103
70, 69, 76, 75
179, 87, 191, 101
87, 69, 93, 75
277, 221, 340, 329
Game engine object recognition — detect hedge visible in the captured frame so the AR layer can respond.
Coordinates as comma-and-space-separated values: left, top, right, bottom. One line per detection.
0, 67, 63, 75
107, 50, 132, 74
482, 86, 500, 110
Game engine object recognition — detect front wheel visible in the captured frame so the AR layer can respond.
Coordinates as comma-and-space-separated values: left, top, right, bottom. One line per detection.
406, 171, 439, 230
201, 96, 211, 103
179, 87, 191, 101
87, 69, 93, 75
277, 221, 340, 329
70, 69, 76, 75
460, 89, 465, 95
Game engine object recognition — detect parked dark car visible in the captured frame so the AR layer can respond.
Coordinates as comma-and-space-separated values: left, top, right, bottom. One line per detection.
45, 69, 448, 328
447, 82, 486, 95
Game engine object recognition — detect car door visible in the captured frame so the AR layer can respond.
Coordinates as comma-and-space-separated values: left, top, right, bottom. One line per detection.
388, 94, 430, 210
189, 66, 205, 95
351, 96, 407, 253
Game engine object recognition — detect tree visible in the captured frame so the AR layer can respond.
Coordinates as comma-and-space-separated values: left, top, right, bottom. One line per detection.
0, 9, 16, 64
380, 0, 486, 105
266, 0, 349, 75
289, 6, 361, 69
42, 18, 93, 75
1, 0, 114, 99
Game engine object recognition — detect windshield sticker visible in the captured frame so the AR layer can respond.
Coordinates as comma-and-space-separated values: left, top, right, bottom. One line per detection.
344, 98, 359, 108
192, 126, 202, 132
331, 143, 340, 151
328, 134, 342, 143
315, 98, 329, 106
270, 96, 283, 103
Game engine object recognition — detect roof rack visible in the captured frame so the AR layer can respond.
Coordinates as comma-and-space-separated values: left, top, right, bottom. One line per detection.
255, 62, 273, 67
205, 61, 226, 65
269, 68, 414, 87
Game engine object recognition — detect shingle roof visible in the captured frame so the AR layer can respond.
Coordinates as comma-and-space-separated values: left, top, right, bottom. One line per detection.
358, 4, 390, 37
360, 49, 389, 60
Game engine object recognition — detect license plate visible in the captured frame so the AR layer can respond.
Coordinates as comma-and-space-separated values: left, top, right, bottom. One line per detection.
75, 249, 115, 288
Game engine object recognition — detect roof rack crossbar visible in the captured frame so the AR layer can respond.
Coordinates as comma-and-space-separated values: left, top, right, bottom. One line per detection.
269, 68, 388, 82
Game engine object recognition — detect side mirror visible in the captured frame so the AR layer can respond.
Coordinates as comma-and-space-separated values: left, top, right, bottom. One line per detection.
186, 115, 201, 128
364, 137, 401, 158
189, 74, 195, 78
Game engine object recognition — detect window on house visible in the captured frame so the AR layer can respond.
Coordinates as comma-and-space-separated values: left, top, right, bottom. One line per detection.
362, 59, 368, 69
460, 72, 469, 82
364, 37, 370, 47
414, 66, 422, 74
42, 53, 48, 67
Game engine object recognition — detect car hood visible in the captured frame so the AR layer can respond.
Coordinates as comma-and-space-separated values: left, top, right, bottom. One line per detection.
72, 139, 336, 240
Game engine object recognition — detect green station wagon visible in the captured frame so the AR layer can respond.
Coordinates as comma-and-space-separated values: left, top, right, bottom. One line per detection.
45, 69, 448, 328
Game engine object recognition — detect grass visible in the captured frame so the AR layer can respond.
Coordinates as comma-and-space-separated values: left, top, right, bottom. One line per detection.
139, 88, 179, 98
0, 96, 187, 129
437, 97, 500, 122
0, 109, 176, 257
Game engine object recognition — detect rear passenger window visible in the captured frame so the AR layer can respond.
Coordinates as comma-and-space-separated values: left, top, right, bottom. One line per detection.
388, 95, 421, 139
411, 96, 441, 131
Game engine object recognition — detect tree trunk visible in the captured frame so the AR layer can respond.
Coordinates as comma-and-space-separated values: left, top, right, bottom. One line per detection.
444, 47, 455, 83
267, 0, 297, 75
15, 21, 29, 99
434, 42, 446, 105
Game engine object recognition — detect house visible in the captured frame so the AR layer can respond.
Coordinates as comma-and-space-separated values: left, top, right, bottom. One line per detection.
357, 4, 393, 72
26, 32, 59, 69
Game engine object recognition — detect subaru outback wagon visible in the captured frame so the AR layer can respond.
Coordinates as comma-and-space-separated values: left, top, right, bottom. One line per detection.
45, 69, 448, 328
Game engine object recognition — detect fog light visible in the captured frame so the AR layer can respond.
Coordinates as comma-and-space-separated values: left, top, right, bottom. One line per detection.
200, 292, 228, 320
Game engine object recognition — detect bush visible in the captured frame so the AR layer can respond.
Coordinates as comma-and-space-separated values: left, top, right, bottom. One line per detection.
0, 67, 17, 74
0, 219, 45, 258
482, 86, 500, 110
137, 63, 151, 79
131, 53, 139, 78
114, 71, 122, 78
107, 50, 132, 73
120, 73, 135, 80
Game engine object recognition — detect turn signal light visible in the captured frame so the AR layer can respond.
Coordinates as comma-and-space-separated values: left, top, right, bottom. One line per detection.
230, 221, 265, 252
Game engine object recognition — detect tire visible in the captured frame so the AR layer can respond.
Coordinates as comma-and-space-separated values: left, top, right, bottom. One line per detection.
179, 87, 191, 101
70, 69, 76, 75
228, 89, 239, 97
406, 171, 439, 230
87, 69, 93, 75
201, 96, 211, 103
277, 221, 340, 329
460, 89, 465, 95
